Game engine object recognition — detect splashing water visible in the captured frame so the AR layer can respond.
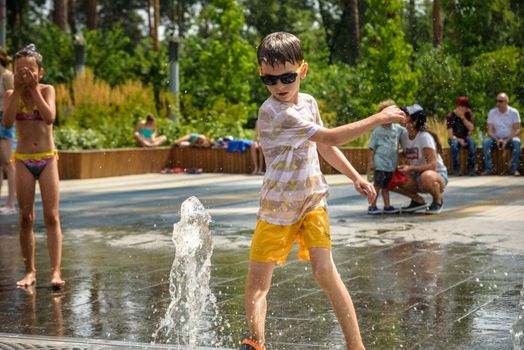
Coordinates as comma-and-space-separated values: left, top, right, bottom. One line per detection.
153, 196, 219, 348
511, 278, 524, 350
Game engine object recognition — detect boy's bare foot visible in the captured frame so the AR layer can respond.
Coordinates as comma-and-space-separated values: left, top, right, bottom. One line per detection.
50, 272, 65, 288
17, 272, 36, 288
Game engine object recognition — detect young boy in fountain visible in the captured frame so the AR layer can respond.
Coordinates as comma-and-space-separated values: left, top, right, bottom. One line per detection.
240, 32, 406, 350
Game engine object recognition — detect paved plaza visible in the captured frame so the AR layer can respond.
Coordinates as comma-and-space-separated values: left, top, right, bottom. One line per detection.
0, 173, 523, 349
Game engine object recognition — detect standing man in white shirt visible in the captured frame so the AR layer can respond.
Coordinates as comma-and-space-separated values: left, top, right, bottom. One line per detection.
482, 93, 521, 176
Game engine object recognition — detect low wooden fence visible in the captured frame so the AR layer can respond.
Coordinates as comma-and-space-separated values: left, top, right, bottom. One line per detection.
58, 147, 172, 179
57, 146, 523, 179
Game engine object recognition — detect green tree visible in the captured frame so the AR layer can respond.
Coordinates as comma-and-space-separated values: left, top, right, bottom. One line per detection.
241, 0, 317, 38
358, 0, 418, 110
180, 0, 257, 137
84, 27, 138, 86
464, 46, 524, 129
318, 0, 362, 65
442, 0, 522, 64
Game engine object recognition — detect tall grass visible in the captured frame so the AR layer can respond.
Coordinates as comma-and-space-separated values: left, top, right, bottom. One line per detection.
54, 69, 177, 149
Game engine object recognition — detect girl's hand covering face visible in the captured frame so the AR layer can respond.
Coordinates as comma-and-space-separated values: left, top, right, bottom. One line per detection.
18, 67, 38, 89
14, 70, 25, 91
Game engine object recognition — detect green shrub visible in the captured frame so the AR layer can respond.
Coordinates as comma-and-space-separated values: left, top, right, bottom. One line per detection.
54, 128, 104, 150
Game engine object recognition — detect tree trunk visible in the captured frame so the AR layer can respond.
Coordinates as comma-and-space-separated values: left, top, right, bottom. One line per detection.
449, 0, 457, 44
407, 0, 416, 48
153, 0, 160, 50
68, 0, 76, 34
317, 0, 334, 63
176, 0, 185, 38
53, 0, 68, 31
348, 0, 360, 65
329, 0, 360, 66
86, 0, 98, 30
433, 0, 442, 47
146, 0, 152, 39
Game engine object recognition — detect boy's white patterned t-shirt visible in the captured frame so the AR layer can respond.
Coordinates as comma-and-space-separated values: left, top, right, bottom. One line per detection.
257, 93, 329, 225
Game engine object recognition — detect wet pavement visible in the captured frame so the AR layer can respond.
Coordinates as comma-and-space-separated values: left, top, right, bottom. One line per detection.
0, 173, 523, 349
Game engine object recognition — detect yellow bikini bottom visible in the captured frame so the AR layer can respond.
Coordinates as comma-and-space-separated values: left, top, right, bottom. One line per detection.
13, 150, 58, 179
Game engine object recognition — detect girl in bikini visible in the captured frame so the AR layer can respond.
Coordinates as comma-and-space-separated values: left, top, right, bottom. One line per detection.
134, 114, 167, 147
2, 44, 65, 288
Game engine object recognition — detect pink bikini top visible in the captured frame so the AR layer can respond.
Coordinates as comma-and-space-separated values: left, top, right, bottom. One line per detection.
16, 100, 43, 121
16, 111, 43, 121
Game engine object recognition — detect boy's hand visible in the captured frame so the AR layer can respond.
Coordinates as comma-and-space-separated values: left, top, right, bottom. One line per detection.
381, 105, 406, 124
354, 177, 377, 204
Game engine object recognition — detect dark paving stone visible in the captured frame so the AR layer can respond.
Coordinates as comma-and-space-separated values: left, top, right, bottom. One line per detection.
0, 174, 523, 349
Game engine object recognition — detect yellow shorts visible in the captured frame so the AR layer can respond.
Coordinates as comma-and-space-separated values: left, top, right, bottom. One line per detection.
250, 206, 331, 266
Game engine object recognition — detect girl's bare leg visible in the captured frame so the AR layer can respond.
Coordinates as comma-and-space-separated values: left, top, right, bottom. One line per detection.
15, 160, 37, 287
150, 135, 167, 146
38, 157, 64, 287
244, 260, 275, 345
0, 139, 16, 208
5, 162, 16, 208
0, 164, 3, 201
419, 171, 445, 204
250, 145, 259, 174
256, 146, 265, 174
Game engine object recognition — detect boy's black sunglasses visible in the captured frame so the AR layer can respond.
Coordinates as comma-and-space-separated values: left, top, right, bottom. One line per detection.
258, 62, 305, 86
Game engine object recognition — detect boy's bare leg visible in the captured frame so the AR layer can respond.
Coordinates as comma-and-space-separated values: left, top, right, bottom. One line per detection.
370, 185, 380, 207
310, 248, 365, 350
38, 158, 65, 287
244, 260, 275, 345
382, 189, 390, 207
15, 161, 37, 287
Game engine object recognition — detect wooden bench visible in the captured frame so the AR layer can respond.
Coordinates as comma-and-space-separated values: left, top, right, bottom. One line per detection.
56, 146, 522, 180
445, 147, 524, 175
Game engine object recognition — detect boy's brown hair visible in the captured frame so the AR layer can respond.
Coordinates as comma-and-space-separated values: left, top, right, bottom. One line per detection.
377, 99, 396, 112
257, 32, 304, 67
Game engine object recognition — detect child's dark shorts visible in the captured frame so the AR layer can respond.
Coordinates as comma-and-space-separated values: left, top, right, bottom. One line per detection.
373, 170, 393, 189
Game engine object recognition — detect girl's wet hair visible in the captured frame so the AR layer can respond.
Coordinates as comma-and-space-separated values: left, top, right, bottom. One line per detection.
14, 44, 43, 67
257, 32, 304, 66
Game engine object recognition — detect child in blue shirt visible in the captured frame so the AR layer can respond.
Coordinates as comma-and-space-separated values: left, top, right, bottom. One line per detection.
367, 100, 405, 214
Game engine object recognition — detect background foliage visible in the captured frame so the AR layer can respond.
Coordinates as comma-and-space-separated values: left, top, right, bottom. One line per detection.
5, 0, 524, 149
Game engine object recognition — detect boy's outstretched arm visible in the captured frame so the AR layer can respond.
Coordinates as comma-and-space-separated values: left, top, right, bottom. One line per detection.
317, 143, 377, 205
310, 105, 406, 146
